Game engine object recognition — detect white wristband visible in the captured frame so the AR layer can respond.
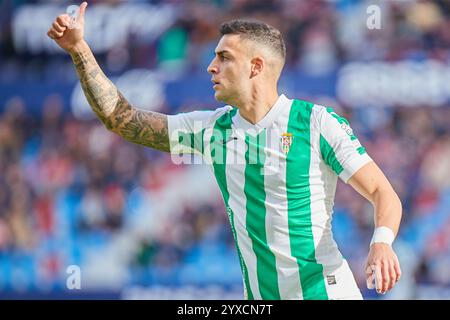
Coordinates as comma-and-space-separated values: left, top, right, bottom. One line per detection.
370, 226, 395, 246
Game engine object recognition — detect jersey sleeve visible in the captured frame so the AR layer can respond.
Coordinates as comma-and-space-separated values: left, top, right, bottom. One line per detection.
167, 106, 232, 155
317, 106, 372, 183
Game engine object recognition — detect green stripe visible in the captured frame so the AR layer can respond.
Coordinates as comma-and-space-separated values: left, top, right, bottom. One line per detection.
325, 107, 367, 156
244, 130, 280, 299
357, 146, 366, 155
326, 107, 357, 141
210, 108, 253, 299
178, 129, 205, 154
286, 100, 328, 300
320, 134, 344, 175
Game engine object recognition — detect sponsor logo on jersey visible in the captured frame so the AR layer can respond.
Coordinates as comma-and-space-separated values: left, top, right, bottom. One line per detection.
340, 123, 354, 137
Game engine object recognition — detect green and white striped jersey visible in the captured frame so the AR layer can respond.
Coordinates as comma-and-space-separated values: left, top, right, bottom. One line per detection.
168, 94, 371, 300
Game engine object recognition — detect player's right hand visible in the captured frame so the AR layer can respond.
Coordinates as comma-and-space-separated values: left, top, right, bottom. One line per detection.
365, 243, 401, 294
47, 2, 88, 53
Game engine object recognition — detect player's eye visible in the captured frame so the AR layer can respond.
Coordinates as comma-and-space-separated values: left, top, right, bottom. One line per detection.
218, 54, 229, 61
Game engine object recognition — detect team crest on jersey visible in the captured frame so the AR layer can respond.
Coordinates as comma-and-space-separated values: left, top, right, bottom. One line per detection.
280, 133, 293, 155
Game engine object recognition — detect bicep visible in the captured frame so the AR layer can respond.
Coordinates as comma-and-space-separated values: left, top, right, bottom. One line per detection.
109, 94, 169, 152
347, 161, 393, 203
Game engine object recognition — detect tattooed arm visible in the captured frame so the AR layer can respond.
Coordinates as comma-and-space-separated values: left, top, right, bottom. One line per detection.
69, 42, 169, 152
47, 3, 169, 152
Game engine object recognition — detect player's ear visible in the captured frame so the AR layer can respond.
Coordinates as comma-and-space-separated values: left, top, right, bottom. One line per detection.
250, 56, 264, 78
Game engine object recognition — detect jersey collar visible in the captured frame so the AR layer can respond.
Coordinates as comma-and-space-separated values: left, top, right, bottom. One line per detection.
232, 94, 291, 132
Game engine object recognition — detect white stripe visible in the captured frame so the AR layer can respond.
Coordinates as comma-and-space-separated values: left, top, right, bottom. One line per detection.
309, 106, 339, 298
263, 104, 303, 300
203, 127, 214, 166
309, 106, 360, 299
226, 128, 262, 300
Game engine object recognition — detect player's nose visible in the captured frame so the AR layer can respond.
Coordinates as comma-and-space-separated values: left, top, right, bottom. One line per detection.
207, 60, 218, 74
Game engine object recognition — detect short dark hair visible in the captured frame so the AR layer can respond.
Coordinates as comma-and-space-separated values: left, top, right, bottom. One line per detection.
220, 19, 286, 61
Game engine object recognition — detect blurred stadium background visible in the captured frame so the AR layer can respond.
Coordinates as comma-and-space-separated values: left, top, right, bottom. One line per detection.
0, 0, 449, 300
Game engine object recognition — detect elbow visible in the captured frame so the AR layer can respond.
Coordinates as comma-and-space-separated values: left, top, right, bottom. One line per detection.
374, 186, 403, 216
388, 187, 402, 212
101, 115, 116, 132
395, 191, 403, 218
91, 110, 116, 132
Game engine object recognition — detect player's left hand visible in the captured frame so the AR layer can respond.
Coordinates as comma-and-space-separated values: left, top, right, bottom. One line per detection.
365, 243, 401, 294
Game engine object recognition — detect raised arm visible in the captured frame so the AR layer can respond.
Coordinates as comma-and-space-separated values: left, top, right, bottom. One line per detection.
46, 2, 169, 152
69, 41, 169, 152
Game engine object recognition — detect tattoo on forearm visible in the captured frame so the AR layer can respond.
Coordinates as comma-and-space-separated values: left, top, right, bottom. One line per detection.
71, 50, 118, 121
71, 49, 169, 152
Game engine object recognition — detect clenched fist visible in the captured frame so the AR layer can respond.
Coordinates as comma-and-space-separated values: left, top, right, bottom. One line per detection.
47, 2, 88, 53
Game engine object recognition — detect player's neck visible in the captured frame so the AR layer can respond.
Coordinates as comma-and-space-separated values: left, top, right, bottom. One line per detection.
237, 88, 279, 125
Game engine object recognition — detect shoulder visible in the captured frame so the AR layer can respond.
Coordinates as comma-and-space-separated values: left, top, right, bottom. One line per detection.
213, 105, 235, 118
288, 100, 351, 134
289, 98, 326, 115
170, 105, 234, 129
307, 103, 348, 127
211, 105, 237, 127
288, 98, 327, 127
201, 105, 234, 122
307, 102, 328, 119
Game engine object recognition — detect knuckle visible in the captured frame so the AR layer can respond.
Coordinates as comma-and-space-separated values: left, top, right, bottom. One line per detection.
57, 16, 67, 24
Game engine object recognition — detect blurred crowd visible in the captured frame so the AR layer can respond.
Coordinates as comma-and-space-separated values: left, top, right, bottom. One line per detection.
2, 0, 450, 79
0, 94, 242, 292
0, 0, 450, 299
